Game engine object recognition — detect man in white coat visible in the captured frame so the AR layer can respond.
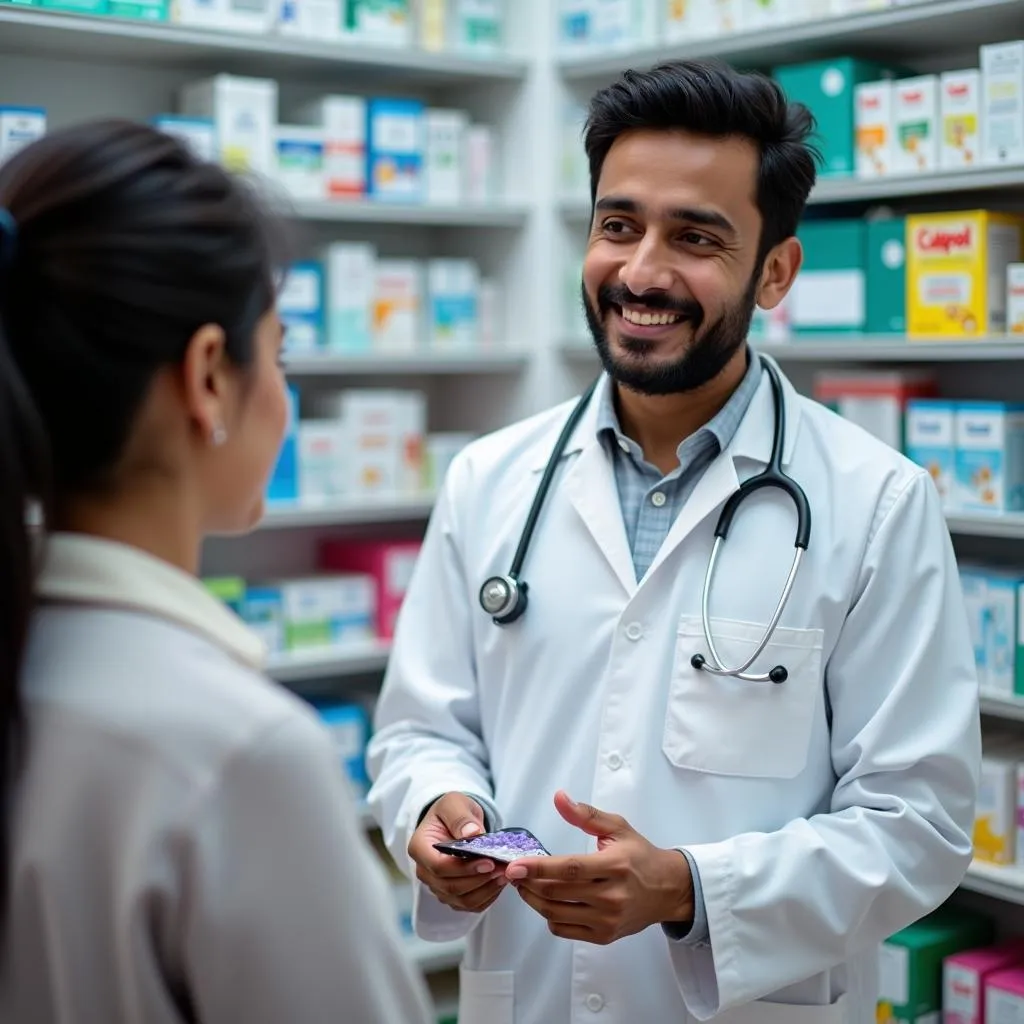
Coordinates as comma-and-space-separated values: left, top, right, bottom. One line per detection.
367, 58, 981, 1023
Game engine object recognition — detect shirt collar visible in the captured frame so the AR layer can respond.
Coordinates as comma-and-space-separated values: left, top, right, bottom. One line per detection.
35, 532, 266, 671
595, 349, 764, 460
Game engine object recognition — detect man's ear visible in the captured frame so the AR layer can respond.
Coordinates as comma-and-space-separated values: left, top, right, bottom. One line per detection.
756, 236, 803, 311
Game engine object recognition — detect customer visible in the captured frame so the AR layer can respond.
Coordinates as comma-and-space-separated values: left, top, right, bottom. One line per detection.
0, 120, 433, 1024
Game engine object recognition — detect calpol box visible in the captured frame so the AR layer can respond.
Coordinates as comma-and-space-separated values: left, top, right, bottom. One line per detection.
907, 210, 1024, 338
954, 401, 1024, 513
774, 57, 901, 177
943, 941, 1024, 1024
321, 539, 422, 640
813, 371, 937, 452
904, 399, 955, 509
877, 907, 994, 1024
986, 967, 1024, 1023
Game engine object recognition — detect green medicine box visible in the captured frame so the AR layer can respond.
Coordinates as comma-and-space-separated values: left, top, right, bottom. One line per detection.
866, 218, 907, 335
106, 0, 168, 18
774, 57, 902, 177
792, 219, 866, 335
877, 906, 994, 1024
36, 0, 107, 12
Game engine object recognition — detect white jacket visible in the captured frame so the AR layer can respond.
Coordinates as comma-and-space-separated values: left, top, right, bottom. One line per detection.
368, 361, 981, 1024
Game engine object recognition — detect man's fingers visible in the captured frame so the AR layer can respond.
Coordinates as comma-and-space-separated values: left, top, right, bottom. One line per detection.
433, 793, 486, 841
505, 854, 602, 883
515, 879, 608, 905
516, 885, 597, 928
417, 864, 503, 898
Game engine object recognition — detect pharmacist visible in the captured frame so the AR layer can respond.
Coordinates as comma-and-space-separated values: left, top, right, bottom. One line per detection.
367, 59, 981, 1024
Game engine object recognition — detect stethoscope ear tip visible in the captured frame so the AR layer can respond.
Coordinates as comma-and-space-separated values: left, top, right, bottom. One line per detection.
769, 666, 788, 684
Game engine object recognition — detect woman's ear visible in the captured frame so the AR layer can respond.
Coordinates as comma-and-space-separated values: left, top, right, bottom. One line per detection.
181, 323, 230, 446
756, 236, 803, 311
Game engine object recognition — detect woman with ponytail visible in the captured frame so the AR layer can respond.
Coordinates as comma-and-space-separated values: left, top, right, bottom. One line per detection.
0, 121, 433, 1024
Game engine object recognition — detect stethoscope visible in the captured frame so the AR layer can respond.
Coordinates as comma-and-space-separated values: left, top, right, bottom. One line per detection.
478, 355, 812, 685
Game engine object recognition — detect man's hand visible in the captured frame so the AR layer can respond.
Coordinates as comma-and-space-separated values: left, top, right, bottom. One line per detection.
506, 791, 693, 945
407, 793, 508, 914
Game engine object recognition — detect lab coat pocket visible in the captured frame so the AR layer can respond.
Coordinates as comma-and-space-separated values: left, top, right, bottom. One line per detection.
712, 993, 848, 1024
664, 616, 824, 779
458, 967, 514, 1024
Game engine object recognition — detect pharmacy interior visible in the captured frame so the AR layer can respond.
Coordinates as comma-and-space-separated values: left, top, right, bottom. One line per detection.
5, 0, 1024, 1019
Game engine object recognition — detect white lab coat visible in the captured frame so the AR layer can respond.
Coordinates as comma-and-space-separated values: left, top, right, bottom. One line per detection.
368, 359, 981, 1024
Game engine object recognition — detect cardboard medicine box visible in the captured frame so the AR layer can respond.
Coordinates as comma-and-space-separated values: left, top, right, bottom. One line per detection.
791, 220, 866, 334
904, 399, 955, 509
940, 68, 982, 170
907, 210, 1024, 338
866, 218, 906, 334
855, 79, 893, 178
954, 401, 1024, 513
893, 74, 939, 174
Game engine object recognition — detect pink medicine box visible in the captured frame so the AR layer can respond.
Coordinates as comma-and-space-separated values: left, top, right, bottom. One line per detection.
944, 942, 1024, 1024
984, 965, 1024, 1024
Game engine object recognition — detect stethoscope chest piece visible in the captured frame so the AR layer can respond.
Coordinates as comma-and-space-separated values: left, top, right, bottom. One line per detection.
480, 574, 528, 625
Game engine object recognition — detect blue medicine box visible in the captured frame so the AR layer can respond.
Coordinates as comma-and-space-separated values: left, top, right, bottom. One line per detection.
366, 97, 425, 204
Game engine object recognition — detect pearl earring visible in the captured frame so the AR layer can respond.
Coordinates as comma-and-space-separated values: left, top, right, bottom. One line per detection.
211, 425, 228, 447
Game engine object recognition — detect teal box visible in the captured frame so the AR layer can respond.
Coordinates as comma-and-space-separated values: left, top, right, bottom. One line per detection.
866, 218, 906, 335
316, 703, 370, 800
774, 57, 902, 177
792, 219, 866, 334
266, 383, 299, 504
106, 0, 167, 17
241, 586, 284, 653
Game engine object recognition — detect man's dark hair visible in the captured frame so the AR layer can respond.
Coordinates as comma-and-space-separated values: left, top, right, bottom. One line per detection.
584, 58, 820, 260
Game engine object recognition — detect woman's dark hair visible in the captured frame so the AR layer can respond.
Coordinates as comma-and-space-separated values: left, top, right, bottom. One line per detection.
584, 58, 820, 260
0, 119, 285, 924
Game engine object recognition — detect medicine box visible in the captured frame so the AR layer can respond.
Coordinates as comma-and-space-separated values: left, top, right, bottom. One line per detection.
940, 69, 982, 170
266, 383, 299, 504
452, 0, 503, 53
813, 371, 936, 452
866, 218, 906, 334
36, 0, 105, 12
954, 401, 1024, 513
942, 941, 1024, 1024
221, 0, 274, 31
241, 585, 284, 652
372, 259, 423, 352
298, 420, 347, 504
877, 907, 994, 1024
984, 571, 1024, 697
324, 242, 375, 353
982, 41, 1024, 167
590, 0, 657, 52
560, 0, 594, 51
276, 0, 341, 38
170, 0, 224, 27
300, 96, 366, 200
1009, 263, 1024, 335
315, 702, 371, 801
367, 97, 424, 204
1017, 761, 1024, 866
893, 74, 939, 175
791, 220, 866, 334
986, 968, 1024, 1024
278, 261, 323, 356
278, 574, 376, 650
427, 259, 480, 348
906, 210, 1024, 338
975, 751, 1020, 864
960, 565, 989, 682
464, 124, 496, 203
0, 107, 45, 166
151, 115, 216, 162
107, 0, 166, 18
904, 400, 955, 509
418, 0, 447, 49
425, 108, 467, 205
740, 0, 793, 31
342, 0, 412, 46
855, 80, 893, 178
773, 57, 902, 177
321, 539, 422, 639
424, 432, 475, 491
203, 576, 246, 616
273, 126, 325, 201
179, 74, 278, 177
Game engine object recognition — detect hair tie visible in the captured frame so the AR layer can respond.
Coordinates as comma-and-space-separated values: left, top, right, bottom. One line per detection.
0, 208, 18, 272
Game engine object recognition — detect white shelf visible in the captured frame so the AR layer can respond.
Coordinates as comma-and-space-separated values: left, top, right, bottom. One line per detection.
980, 694, 1024, 724
404, 937, 466, 973
0, 8, 527, 83
266, 640, 391, 682
284, 351, 528, 376
962, 861, 1024, 907
811, 167, 1024, 206
557, 0, 1024, 81
755, 338, 1024, 362
293, 200, 529, 229
260, 494, 435, 529
946, 513, 1024, 540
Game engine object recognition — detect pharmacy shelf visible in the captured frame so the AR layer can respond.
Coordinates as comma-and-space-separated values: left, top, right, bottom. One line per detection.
265, 640, 391, 682
755, 338, 1024, 362
293, 200, 529, 229
810, 166, 1024, 206
557, 0, 1024, 81
260, 494, 435, 530
946, 513, 1024, 540
980, 694, 1024, 725
405, 937, 466, 973
0, 8, 527, 84
284, 351, 528, 376
961, 862, 1024, 907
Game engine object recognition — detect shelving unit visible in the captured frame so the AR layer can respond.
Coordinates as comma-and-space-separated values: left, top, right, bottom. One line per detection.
293, 199, 530, 228
283, 351, 528, 376
259, 495, 435, 530
266, 640, 392, 683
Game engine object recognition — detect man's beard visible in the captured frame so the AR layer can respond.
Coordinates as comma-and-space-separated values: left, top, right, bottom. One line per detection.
581, 271, 760, 396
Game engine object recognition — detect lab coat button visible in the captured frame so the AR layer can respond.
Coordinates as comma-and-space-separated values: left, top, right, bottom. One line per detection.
651, 491, 667, 507
586, 993, 605, 1012
625, 622, 643, 641
607, 752, 623, 770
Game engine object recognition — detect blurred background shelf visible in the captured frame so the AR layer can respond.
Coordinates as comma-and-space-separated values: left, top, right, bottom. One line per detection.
293, 199, 529, 228
266, 640, 392, 682
259, 495, 435, 530
962, 862, 1024, 907
284, 351, 528, 376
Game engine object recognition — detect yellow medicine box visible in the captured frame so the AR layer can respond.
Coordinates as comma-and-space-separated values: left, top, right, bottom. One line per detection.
908, 210, 1024, 338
